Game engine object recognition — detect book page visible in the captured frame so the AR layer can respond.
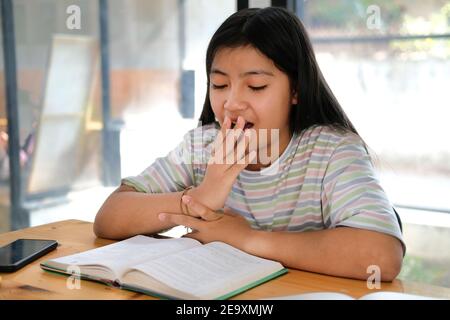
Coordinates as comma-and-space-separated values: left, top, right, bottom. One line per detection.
359, 291, 439, 300
123, 241, 283, 299
45, 235, 201, 279
267, 291, 440, 300
264, 292, 354, 300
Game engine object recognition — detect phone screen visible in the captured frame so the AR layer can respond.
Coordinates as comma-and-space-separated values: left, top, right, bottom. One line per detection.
0, 239, 58, 272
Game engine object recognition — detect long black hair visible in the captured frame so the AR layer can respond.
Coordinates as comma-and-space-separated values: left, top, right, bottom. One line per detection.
200, 7, 359, 136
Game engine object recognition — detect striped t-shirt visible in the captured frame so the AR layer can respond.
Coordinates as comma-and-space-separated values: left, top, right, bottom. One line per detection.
122, 123, 404, 248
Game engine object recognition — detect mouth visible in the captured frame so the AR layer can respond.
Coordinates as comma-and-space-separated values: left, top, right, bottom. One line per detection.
231, 120, 254, 130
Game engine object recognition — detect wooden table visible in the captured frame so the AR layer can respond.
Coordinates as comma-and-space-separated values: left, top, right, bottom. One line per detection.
1, 219, 450, 300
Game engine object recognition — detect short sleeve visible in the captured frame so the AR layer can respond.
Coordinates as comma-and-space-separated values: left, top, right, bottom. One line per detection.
321, 135, 405, 252
121, 131, 195, 193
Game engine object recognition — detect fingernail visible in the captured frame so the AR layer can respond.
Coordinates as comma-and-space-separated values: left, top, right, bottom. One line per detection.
158, 213, 167, 221
182, 195, 191, 204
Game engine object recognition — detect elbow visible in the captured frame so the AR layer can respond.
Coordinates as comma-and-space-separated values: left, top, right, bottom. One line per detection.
93, 217, 122, 240
93, 191, 123, 240
381, 252, 403, 282
371, 241, 404, 282
360, 252, 402, 282
93, 205, 117, 240
93, 212, 109, 239
349, 231, 405, 282
93, 219, 105, 238
93, 205, 132, 240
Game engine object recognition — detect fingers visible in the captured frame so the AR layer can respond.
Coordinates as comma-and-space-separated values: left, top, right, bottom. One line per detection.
229, 150, 257, 176
211, 116, 246, 164
158, 212, 202, 230
210, 115, 233, 159
223, 117, 245, 160
211, 116, 231, 158
224, 127, 248, 165
238, 128, 258, 165
212, 119, 257, 166
234, 129, 256, 165
182, 195, 223, 221
221, 115, 232, 137
158, 194, 224, 230
223, 115, 245, 145
223, 129, 242, 164
182, 231, 201, 241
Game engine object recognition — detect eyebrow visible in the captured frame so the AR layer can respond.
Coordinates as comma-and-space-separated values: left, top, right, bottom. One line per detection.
210, 68, 274, 77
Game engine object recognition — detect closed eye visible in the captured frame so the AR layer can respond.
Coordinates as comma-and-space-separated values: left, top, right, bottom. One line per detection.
249, 85, 267, 91
211, 84, 227, 90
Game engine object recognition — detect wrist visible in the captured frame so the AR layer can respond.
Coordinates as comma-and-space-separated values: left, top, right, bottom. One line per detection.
186, 185, 199, 199
186, 185, 212, 209
242, 229, 268, 256
187, 181, 228, 211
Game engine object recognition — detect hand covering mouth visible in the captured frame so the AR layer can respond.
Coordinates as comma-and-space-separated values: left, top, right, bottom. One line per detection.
231, 120, 254, 130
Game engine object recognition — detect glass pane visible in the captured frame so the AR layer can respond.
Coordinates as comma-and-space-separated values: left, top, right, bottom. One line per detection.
308, 1, 450, 289
312, 36, 450, 213
13, 0, 102, 204
0, 10, 12, 232
305, 0, 450, 37
3, 0, 236, 229
115, 0, 236, 178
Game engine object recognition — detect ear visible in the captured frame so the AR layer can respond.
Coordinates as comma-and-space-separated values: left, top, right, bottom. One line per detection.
291, 92, 298, 105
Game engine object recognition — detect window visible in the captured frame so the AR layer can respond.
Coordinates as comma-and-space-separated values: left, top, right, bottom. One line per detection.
302, 0, 450, 288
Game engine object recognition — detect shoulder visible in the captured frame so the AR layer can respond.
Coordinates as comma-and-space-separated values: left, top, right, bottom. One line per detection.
178, 123, 220, 163
182, 122, 220, 147
296, 125, 367, 156
286, 125, 369, 173
186, 122, 220, 138
299, 125, 363, 146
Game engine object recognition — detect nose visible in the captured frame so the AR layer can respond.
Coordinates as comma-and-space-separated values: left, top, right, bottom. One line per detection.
223, 87, 247, 112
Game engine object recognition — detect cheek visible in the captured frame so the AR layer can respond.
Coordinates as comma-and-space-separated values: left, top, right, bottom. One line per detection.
209, 91, 223, 119
256, 93, 290, 123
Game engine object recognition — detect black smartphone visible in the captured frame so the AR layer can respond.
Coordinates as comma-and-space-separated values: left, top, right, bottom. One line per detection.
0, 239, 58, 272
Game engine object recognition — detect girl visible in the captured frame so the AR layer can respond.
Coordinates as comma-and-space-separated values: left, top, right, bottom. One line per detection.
94, 7, 405, 281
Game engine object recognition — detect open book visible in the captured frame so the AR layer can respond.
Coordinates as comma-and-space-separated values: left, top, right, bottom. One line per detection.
266, 291, 439, 300
40, 235, 287, 300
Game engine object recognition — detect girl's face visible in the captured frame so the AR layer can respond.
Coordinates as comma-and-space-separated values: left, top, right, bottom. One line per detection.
209, 45, 297, 165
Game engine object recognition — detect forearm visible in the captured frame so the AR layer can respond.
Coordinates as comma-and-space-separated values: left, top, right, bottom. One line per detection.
242, 227, 403, 281
94, 189, 183, 240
